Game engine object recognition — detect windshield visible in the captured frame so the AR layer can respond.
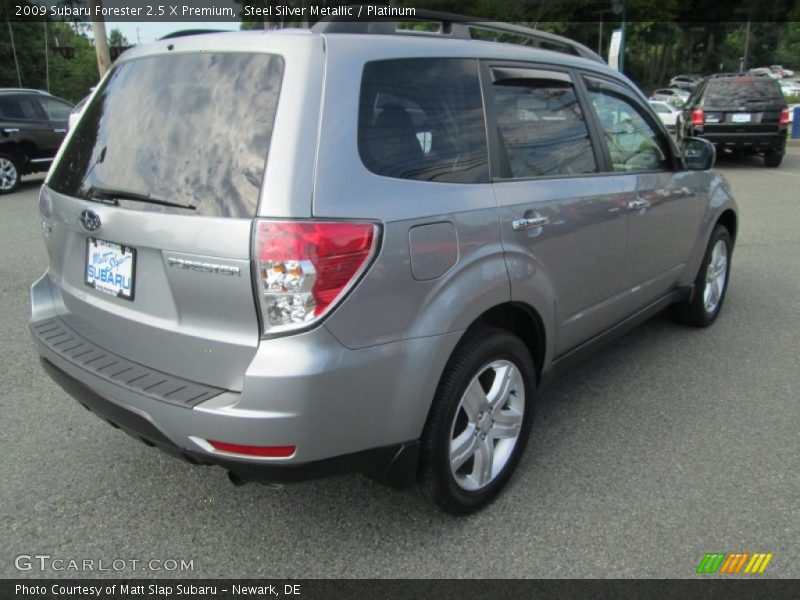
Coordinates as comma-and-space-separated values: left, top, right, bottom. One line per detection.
48, 52, 284, 218
705, 78, 783, 107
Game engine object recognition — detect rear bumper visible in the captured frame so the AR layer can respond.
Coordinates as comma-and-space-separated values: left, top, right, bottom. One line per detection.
691, 128, 787, 151
30, 273, 459, 488
38, 357, 419, 487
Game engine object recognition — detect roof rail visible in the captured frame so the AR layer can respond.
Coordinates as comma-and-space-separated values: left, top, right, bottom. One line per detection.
311, 7, 605, 64
0, 88, 51, 96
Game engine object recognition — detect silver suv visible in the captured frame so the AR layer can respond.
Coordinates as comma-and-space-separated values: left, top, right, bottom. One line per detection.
29, 15, 737, 514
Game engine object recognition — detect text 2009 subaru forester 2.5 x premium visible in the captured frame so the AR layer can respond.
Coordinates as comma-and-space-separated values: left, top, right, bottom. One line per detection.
30, 15, 738, 514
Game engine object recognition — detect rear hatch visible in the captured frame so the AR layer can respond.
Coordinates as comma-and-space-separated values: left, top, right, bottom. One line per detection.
42, 49, 285, 392
702, 77, 786, 133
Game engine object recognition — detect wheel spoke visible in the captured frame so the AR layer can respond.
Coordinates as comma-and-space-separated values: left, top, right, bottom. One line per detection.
491, 409, 523, 439
486, 364, 512, 409
472, 438, 494, 487
450, 428, 478, 471
461, 378, 489, 421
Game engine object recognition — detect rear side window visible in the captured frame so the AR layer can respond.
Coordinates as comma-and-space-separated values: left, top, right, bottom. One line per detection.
491, 74, 597, 178
705, 78, 784, 106
358, 58, 489, 184
38, 97, 73, 122
0, 96, 43, 120
48, 52, 284, 218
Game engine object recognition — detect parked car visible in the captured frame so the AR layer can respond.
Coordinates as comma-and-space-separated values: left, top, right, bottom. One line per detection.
669, 74, 705, 91
0, 89, 72, 194
29, 16, 738, 515
67, 90, 93, 131
650, 87, 690, 107
677, 74, 789, 167
779, 80, 800, 97
648, 100, 681, 132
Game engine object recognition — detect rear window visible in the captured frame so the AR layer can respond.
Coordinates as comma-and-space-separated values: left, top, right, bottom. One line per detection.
358, 58, 489, 184
705, 78, 784, 107
48, 52, 284, 218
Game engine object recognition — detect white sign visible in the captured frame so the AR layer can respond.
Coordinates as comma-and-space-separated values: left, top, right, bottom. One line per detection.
608, 29, 623, 71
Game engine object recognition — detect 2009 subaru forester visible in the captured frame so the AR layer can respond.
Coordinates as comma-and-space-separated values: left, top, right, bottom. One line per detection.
30, 13, 738, 514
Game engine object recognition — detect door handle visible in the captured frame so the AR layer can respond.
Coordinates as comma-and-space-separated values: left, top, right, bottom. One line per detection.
512, 216, 550, 230
628, 199, 651, 211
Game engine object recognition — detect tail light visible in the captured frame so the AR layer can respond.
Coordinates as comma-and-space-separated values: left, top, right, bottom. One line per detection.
779, 107, 789, 126
691, 108, 704, 127
254, 220, 378, 336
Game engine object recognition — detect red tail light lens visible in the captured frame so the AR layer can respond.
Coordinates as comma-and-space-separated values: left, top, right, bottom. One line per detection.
254, 220, 378, 335
779, 107, 789, 126
691, 108, 704, 127
208, 440, 295, 458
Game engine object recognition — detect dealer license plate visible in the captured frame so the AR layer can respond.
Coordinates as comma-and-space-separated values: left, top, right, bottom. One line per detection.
85, 238, 136, 300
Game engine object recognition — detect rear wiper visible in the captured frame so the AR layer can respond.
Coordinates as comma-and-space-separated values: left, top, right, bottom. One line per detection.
88, 186, 196, 211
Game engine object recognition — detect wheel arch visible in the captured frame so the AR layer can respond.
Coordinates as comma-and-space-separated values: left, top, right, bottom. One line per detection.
716, 208, 738, 246
461, 301, 547, 384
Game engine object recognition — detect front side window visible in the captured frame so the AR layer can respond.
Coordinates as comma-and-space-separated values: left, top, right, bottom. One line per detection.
358, 58, 489, 183
586, 80, 669, 172
491, 73, 597, 178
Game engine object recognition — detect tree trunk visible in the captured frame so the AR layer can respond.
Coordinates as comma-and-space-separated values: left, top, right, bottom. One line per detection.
91, 0, 111, 77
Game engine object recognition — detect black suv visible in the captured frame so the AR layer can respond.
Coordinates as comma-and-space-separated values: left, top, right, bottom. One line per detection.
0, 89, 73, 194
677, 74, 789, 167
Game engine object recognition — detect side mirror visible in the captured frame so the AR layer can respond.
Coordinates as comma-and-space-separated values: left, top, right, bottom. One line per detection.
673, 99, 685, 108
683, 137, 716, 170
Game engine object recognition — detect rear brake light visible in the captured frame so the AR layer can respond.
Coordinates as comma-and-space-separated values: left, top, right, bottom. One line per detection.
208, 440, 295, 458
254, 220, 378, 335
779, 107, 789, 126
691, 108, 704, 126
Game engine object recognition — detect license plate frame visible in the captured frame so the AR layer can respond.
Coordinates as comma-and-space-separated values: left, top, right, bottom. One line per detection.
84, 238, 137, 301
731, 113, 752, 123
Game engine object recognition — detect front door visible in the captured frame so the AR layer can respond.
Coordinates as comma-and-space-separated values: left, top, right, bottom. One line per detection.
485, 64, 629, 355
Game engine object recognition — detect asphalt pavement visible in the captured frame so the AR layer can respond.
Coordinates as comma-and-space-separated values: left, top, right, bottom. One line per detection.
1, 150, 798, 578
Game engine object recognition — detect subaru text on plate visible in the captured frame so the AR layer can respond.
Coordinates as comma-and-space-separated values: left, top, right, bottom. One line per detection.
30, 12, 738, 514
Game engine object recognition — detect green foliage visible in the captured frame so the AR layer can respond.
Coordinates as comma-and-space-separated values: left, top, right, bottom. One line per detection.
1, 17, 99, 103
108, 28, 130, 48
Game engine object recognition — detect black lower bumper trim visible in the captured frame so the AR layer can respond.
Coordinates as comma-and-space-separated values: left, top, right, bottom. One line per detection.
39, 357, 420, 489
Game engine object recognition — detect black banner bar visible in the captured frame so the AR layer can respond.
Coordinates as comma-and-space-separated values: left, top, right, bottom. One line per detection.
2, 579, 800, 600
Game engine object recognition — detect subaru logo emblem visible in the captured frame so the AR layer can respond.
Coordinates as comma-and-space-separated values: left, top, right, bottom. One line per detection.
80, 210, 101, 232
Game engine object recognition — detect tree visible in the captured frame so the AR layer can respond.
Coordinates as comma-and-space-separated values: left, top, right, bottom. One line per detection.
108, 28, 130, 48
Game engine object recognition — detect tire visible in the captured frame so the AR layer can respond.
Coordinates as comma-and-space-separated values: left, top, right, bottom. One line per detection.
417, 326, 536, 515
671, 224, 732, 327
0, 153, 21, 194
764, 150, 783, 168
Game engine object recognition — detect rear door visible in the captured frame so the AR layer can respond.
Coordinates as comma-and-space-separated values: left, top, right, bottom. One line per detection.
43, 50, 286, 391
485, 64, 629, 355
702, 77, 786, 136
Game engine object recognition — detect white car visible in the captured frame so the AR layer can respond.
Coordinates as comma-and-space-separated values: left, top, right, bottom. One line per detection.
779, 80, 800, 97
650, 88, 690, 107
648, 100, 680, 132
67, 91, 93, 130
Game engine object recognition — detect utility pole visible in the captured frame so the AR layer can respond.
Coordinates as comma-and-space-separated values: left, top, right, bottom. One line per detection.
91, 0, 111, 77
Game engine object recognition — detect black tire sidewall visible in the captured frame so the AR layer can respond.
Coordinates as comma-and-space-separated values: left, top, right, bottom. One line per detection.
419, 327, 536, 515
0, 153, 21, 194
695, 226, 732, 324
